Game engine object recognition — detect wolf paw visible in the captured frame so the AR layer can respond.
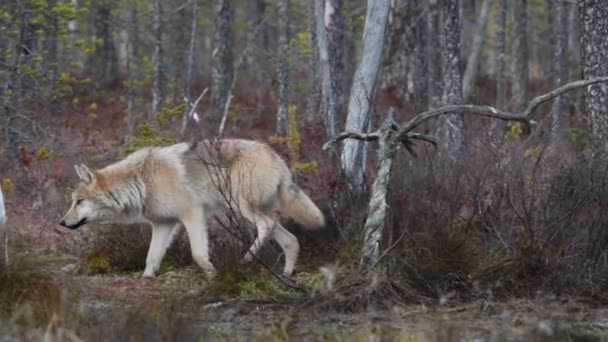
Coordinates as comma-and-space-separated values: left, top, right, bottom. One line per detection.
142, 271, 156, 278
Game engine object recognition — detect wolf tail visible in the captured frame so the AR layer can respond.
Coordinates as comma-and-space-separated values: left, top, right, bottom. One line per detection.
278, 181, 325, 230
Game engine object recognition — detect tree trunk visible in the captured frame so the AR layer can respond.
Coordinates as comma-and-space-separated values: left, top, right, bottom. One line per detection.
438, 0, 467, 166
316, 0, 343, 138
462, 0, 492, 102
327, 0, 345, 129
511, 0, 529, 110
151, 0, 164, 118
491, 0, 507, 146
181, 0, 198, 136
275, 0, 291, 136
359, 113, 398, 273
88, 0, 118, 86
425, 0, 442, 108
578, 0, 608, 156
211, 0, 234, 116
305, 0, 321, 123
551, 0, 568, 143
340, 0, 391, 190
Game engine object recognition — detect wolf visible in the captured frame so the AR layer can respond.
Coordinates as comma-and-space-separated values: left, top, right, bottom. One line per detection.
59, 139, 325, 278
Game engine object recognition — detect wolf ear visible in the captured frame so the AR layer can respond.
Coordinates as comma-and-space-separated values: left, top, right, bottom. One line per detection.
74, 164, 96, 184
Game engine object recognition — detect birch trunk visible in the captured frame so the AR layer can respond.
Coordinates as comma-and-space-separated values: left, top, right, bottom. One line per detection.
276, 0, 291, 136
462, 0, 492, 102
425, 0, 442, 108
491, 0, 507, 146
340, 0, 391, 190
578, 0, 608, 156
327, 0, 345, 130
151, 0, 164, 118
211, 0, 234, 116
511, 0, 529, 110
550, 0, 568, 143
316, 0, 342, 138
181, 0, 198, 136
439, 0, 467, 165
359, 114, 398, 273
305, 0, 321, 123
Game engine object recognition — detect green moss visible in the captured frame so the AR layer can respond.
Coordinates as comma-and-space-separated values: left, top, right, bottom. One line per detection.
84, 250, 112, 275
213, 268, 296, 300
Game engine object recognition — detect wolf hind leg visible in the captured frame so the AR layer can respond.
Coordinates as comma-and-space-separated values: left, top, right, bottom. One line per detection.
143, 223, 182, 278
239, 203, 277, 263
272, 225, 300, 277
181, 207, 217, 279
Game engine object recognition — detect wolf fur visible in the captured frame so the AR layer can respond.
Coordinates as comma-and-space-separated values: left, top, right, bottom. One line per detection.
59, 139, 325, 278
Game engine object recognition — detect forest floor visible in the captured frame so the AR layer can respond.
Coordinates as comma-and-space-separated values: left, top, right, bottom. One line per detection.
2, 250, 608, 341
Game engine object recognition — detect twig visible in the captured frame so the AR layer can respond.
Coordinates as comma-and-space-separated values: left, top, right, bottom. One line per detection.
322, 132, 380, 151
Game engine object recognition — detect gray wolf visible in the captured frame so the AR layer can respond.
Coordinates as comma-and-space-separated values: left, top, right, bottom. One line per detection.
59, 139, 325, 278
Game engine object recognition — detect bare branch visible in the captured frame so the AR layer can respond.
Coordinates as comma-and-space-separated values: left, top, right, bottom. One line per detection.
322, 131, 380, 151
396, 77, 608, 140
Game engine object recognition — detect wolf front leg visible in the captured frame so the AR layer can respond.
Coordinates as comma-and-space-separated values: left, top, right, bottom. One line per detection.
143, 223, 181, 278
181, 207, 217, 279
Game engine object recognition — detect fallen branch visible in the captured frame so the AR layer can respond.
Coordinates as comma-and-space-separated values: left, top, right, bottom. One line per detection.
397, 77, 608, 138
323, 77, 608, 274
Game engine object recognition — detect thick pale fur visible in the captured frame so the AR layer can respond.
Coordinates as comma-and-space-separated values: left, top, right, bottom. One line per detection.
60, 139, 325, 278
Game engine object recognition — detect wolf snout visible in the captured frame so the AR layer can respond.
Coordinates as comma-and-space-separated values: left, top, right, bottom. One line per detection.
59, 217, 87, 230
59, 219, 67, 227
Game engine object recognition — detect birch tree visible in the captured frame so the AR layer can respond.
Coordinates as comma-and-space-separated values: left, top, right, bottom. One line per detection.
578, 0, 608, 156
462, 0, 493, 102
425, 0, 442, 108
316, 0, 344, 138
511, 0, 529, 111
211, 0, 234, 116
340, 0, 391, 189
0, 187, 7, 266
551, 0, 568, 143
151, 0, 165, 118
491, 0, 507, 145
438, 0, 466, 165
276, 0, 291, 136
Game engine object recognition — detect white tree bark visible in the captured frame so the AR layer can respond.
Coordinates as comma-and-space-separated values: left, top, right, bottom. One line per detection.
462, 0, 493, 102
340, 0, 391, 189
315, 0, 342, 138
358, 113, 398, 272
276, 0, 291, 136
151, 0, 164, 118
425, 0, 443, 108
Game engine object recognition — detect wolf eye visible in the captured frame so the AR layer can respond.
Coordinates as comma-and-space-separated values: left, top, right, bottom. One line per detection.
76, 199, 83, 205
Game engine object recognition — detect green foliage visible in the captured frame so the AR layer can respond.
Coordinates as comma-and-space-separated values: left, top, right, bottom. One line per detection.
523, 146, 541, 159
157, 104, 186, 127
505, 122, 524, 141
570, 128, 591, 152
124, 123, 177, 155
550, 159, 608, 202
1, 179, 14, 194
269, 105, 319, 175
35, 146, 51, 160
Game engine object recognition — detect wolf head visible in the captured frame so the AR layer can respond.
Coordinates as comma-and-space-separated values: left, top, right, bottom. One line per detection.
59, 164, 121, 230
